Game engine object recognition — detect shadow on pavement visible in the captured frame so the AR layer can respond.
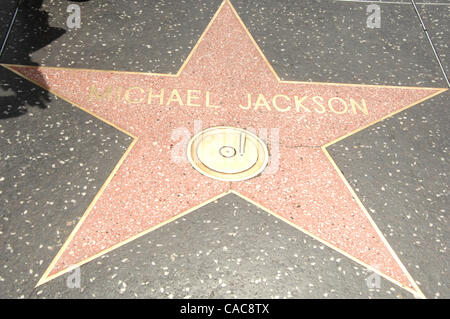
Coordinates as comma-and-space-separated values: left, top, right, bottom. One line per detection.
0, 0, 66, 119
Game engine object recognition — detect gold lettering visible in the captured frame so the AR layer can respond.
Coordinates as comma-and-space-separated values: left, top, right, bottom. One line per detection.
239, 93, 252, 110
312, 96, 326, 114
272, 94, 291, 112
206, 91, 220, 108
124, 86, 145, 104
89, 85, 112, 102
187, 90, 201, 107
166, 89, 184, 106
254, 94, 271, 111
148, 88, 164, 105
328, 97, 348, 114
350, 98, 368, 115
294, 96, 310, 112
116, 86, 123, 102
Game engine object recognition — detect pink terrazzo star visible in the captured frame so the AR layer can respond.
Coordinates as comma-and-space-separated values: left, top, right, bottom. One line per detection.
3, 0, 446, 297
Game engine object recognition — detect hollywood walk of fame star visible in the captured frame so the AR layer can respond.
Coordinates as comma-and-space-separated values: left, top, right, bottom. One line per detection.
2, 0, 446, 297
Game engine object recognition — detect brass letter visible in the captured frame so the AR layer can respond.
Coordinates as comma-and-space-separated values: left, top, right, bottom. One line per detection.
350, 98, 368, 115
116, 86, 123, 102
294, 96, 310, 112
166, 89, 184, 106
187, 90, 201, 107
239, 94, 252, 110
89, 85, 112, 102
148, 88, 164, 105
124, 86, 145, 104
206, 91, 220, 108
272, 94, 291, 112
328, 97, 348, 114
312, 96, 326, 114
254, 93, 271, 111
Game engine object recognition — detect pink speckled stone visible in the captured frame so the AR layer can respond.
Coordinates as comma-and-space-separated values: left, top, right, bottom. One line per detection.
8, 1, 445, 292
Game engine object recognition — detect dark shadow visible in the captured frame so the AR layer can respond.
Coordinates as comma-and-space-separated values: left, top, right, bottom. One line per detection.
0, 0, 66, 119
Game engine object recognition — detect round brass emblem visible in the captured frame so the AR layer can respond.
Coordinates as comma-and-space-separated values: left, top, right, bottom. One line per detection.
187, 127, 269, 181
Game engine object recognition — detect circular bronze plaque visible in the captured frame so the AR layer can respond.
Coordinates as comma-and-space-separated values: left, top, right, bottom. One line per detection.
187, 126, 269, 181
